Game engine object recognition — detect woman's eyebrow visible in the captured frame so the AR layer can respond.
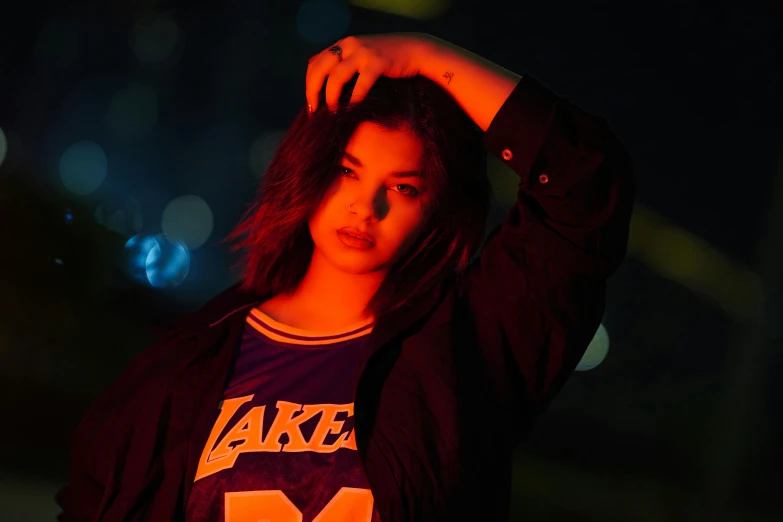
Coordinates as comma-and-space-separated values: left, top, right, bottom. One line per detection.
343, 151, 422, 178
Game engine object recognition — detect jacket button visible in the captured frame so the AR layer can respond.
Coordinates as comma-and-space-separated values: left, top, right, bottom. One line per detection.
539, 173, 549, 184
501, 148, 513, 161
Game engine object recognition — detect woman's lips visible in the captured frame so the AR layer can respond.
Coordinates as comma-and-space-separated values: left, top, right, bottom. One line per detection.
339, 226, 375, 243
337, 230, 374, 249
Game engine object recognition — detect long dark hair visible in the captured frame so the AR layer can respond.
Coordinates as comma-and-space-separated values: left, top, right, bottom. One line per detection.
226, 73, 492, 317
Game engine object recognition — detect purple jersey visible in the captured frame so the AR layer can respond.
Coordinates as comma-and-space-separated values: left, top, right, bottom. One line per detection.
186, 306, 381, 522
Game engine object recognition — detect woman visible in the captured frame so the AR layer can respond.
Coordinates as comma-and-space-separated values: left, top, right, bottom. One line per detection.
56, 33, 634, 522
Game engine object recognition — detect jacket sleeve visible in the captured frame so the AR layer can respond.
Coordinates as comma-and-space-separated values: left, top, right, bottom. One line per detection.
54, 328, 187, 522
55, 386, 120, 522
459, 75, 635, 444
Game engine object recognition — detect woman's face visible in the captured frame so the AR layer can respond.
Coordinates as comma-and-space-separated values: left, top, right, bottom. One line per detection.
308, 122, 433, 276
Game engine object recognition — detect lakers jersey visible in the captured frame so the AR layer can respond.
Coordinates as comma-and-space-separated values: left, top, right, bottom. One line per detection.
185, 306, 382, 522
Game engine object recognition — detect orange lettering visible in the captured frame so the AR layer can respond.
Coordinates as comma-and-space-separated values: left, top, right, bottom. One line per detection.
209, 406, 266, 461
259, 401, 319, 452
307, 404, 352, 453
225, 490, 300, 521
225, 488, 374, 522
313, 488, 374, 522
341, 427, 357, 450
195, 399, 361, 481
194, 395, 254, 481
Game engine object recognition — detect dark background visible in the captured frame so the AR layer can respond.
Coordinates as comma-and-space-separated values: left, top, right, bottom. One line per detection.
0, 0, 781, 520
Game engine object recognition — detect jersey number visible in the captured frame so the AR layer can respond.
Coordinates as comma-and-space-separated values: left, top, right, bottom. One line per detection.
225, 487, 374, 521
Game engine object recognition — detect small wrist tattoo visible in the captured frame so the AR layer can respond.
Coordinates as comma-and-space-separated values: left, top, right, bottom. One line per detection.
443, 72, 454, 84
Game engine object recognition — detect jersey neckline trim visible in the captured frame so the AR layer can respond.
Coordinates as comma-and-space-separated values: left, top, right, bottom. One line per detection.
245, 307, 375, 345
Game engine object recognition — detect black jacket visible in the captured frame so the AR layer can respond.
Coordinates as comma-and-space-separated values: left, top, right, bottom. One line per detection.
55, 75, 635, 522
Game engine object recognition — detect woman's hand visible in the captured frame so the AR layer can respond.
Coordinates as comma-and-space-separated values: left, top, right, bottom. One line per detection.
305, 33, 431, 115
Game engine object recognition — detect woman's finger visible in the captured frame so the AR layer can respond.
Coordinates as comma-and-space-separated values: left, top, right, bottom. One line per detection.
323, 54, 362, 112
305, 48, 343, 114
347, 63, 384, 107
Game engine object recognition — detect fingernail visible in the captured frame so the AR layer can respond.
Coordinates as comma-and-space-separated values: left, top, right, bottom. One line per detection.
308, 103, 312, 116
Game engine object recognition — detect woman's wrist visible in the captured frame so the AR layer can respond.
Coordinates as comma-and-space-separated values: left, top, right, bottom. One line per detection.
409, 33, 521, 132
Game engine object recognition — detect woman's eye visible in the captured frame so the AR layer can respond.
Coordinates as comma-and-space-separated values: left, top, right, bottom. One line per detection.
338, 166, 419, 198
395, 184, 419, 197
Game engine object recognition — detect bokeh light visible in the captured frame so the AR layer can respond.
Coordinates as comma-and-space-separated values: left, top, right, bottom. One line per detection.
124, 234, 190, 288
348, 0, 451, 20
0, 126, 7, 169
628, 204, 764, 323
132, 13, 182, 68
297, 0, 351, 45
145, 236, 190, 288
94, 194, 144, 237
58, 140, 108, 195
107, 83, 158, 138
575, 323, 610, 371
248, 130, 286, 177
125, 234, 160, 283
161, 195, 214, 249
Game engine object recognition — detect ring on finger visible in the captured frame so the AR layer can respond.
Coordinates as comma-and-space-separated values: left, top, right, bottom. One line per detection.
328, 45, 343, 62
